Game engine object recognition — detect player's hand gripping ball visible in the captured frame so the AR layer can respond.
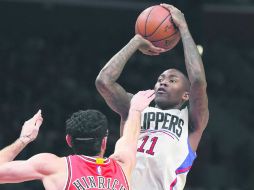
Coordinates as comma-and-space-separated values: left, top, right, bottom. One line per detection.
135, 5, 180, 51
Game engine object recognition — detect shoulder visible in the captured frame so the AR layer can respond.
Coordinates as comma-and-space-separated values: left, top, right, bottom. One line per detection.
29, 153, 61, 162
28, 153, 65, 174
110, 152, 135, 171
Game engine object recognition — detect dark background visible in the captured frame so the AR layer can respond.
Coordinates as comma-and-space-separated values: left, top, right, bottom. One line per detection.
0, 0, 253, 189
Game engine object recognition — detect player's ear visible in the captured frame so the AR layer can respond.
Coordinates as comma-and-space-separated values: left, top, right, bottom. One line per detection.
182, 91, 189, 101
66, 134, 72, 147
101, 136, 107, 153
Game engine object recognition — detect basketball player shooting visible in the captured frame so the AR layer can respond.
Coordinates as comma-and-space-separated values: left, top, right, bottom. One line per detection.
96, 4, 209, 190
0, 90, 155, 189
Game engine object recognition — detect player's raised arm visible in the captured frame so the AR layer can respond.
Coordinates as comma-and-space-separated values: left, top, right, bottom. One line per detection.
95, 35, 163, 121
161, 4, 209, 151
0, 110, 43, 165
110, 90, 155, 180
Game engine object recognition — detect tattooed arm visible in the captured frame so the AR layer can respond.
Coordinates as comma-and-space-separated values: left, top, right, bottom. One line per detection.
161, 4, 209, 151
96, 35, 164, 134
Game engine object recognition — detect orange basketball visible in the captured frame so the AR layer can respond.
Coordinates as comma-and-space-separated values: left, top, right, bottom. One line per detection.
135, 5, 180, 51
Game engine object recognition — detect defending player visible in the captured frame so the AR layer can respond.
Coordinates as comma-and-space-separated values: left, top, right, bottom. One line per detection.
0, 90, 155, 190
96, 4, 209, 190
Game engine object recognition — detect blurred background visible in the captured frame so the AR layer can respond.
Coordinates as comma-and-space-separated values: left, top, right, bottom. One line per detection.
0, 0, 253, 189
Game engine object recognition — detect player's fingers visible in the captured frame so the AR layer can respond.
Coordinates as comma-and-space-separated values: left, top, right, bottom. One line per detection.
151, 49, 165, 54
168, 5, 182, 14
143, 90, 155, 100
32, 109, 42, 120
35, 109, 41, 116
143, 89, 154, 94
142, 51, 160, 56
160, 4, 174, 10
161, 4, 182, 15
148, 49, 162, 55
148, 90, 155, 98
133, 91, 146, 99
138, 90, 147, 95
25, 110, 40, 123
135, 90, 152, 99
35, 117, 43, 128
149, 45, 166, 53
24, 110, 41, 127
148, 93, 156, 101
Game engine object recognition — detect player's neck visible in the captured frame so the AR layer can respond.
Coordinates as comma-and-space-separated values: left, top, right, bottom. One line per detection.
94, 152, 104, 158
81, 152, 104, 159
155, 102, 184, 110
155, 105, 180, 110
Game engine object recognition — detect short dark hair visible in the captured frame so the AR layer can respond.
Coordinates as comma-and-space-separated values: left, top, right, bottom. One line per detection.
66, 109, 108, 156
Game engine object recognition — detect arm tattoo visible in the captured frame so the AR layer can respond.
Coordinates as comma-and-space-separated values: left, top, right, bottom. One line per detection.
99, 38, 141, 83
180, 29, 206, 84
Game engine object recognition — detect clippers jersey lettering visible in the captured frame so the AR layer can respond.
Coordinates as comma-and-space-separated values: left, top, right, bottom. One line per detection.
64, 155, 129, 190
132, 106, 196, 190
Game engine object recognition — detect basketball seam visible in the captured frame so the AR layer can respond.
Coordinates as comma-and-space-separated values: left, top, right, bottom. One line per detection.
150, 31, 179, 42
145, 13, 170, 38
144, 6, 156, 37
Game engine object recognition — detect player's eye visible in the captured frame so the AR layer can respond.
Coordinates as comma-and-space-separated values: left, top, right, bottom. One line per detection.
169, 79, 177, 83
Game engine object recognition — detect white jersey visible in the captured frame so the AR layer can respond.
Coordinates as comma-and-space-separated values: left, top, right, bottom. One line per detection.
131, 106, 196, 190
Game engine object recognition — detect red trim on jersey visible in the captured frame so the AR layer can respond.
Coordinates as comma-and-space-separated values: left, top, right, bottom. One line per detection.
140, 129, 176, 140
65, 156, 72, 190
78, 155, 110, 164
176, 166, 192, 174
170, 178, 177, 190
168, 166, 192, 190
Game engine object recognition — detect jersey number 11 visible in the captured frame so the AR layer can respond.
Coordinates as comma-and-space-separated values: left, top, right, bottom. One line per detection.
137, 135, 158, 156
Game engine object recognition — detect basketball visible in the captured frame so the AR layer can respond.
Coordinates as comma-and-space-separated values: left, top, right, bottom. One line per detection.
135, 5, 181, 51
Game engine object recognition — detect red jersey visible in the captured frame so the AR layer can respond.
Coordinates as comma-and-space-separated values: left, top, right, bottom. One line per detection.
64, 155, 129, 190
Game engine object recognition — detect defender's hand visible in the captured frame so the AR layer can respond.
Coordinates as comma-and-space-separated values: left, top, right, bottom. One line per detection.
130, 90, 155, 112
20, 110, 43, 145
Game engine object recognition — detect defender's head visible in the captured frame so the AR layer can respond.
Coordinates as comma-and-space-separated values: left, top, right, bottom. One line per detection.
65, 110, 108, 157
154, 69, 190, 110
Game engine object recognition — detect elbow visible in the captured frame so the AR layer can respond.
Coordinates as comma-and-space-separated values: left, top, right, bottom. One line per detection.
95, 77, 106, 91
95, 68, 112, 87
95, 76, 104, 89
95, 75, 112, 94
